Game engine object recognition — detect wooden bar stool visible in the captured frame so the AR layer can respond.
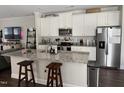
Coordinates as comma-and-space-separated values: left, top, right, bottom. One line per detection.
46, 62, 63, 87
17, 60, 35, 87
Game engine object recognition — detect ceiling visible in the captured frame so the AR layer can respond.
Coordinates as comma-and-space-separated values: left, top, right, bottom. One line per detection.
0, 5, 114, 18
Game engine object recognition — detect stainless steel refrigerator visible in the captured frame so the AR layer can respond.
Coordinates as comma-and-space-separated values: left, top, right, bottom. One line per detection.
96, 26, 121, 68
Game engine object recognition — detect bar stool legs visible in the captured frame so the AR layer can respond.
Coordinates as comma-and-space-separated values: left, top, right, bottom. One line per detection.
46, 63, 63, 87
47, 68, 51, 87
17, 60, 35, 87
59, 68, 63, 87
55, 68, 58, 87
25, 66, 28, 87
30, 64, 36, 86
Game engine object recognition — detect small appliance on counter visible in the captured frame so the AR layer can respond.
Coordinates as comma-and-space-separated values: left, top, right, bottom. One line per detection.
80, 39, 83, 45
50, 47, 55, 54
48, 45, 57, 54
92, 40, 96, 46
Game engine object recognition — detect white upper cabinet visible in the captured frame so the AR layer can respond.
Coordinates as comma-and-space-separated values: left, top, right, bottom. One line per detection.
40, 17, 50, 36
40, 11, 120, 37
107, 11, 120, 26
40, 17, 59, 36
72, 14, 84, 36
72, 11, 120, 36
59, 12, 72, 28
49, 17, 59, 36
97, 12, 108, 26
97, 11, 120, 26
84, 13, 98, 36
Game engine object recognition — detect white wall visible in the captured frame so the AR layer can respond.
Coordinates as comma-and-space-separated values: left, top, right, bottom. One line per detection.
0, 15, 35, 47
120, 6, 124, 69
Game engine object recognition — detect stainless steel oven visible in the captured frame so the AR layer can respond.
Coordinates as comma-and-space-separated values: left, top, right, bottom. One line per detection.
57, 46, 71, 51
57, 42, 72, 51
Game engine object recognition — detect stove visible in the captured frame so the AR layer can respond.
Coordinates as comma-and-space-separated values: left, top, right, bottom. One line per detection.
57, 42, 72, 51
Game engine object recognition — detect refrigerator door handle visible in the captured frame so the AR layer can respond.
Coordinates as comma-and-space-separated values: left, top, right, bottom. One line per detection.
105, 43, 108, 55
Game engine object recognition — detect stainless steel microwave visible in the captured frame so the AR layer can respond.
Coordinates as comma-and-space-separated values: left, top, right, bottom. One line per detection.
59, 28, 72, 36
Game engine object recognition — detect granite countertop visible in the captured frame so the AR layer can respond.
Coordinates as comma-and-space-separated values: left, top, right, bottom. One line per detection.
0, 48, 22, 54
2, 49, 89, 64
38, 44, 96, 47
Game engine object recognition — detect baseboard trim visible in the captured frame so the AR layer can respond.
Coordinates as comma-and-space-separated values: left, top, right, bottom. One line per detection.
11, 74, 87, 87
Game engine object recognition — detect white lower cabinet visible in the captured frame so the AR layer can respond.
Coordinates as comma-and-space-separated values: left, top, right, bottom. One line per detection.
71, 46, 96, 61
36, 59, 50, 82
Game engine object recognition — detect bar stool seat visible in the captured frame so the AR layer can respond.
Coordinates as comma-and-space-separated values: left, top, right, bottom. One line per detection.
17, 60, 35, 87
17, 60, 33, 66
46, 62, 63, 87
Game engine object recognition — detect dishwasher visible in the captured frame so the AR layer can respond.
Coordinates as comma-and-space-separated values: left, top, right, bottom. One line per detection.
87, 62, 100, 87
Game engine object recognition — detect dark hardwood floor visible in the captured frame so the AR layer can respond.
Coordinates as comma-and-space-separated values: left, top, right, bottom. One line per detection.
99, 68, 124, 87
0, 68, 46, 87
1, 68, 124, 87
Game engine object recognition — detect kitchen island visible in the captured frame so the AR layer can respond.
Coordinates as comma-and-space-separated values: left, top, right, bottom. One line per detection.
3, 49, 89, 87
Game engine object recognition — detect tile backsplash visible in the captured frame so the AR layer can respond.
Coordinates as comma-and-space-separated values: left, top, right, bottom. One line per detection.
38, 36, 96, 46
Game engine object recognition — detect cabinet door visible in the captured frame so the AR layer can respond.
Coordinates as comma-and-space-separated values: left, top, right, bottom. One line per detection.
40, 18, 45, 36
59, 13, 66, 28
50, 17, 59, 36
40, 18, 50, 36
59, 13, 72, 28
107, 11, 120, 26
97, 11, 120, 26
84, 13, 97, 36
66, 13, 72, 28
45, 17, 51, 36
97, 12, 108, 26
36, 59, 50, 81
72, 14, 84, 36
